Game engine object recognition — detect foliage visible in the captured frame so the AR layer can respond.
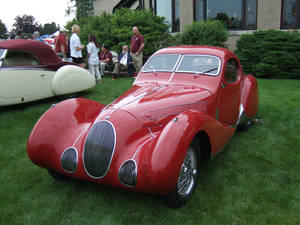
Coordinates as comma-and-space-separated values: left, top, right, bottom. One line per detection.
40, 22, 59, 35
66, 8, 169, 59
1, 78, 300, 225
235, 30, 300, 79
12, 14, 41, 38
0, 19, 8, 40
213, 12, 241, 29
181, 19, 229, 47
66, 0, 95, 19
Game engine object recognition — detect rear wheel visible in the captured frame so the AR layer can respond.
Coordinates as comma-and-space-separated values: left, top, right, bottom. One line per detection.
164, 138, 201, 208
47, 169, 70, 181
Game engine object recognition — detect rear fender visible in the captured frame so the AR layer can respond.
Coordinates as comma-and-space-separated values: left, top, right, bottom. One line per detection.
27, 98, 105, 170
52, 65, 95, 95
146, 110, 233, 194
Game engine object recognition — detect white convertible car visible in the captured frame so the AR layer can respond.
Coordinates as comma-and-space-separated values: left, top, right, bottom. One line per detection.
0, 40, 95, 106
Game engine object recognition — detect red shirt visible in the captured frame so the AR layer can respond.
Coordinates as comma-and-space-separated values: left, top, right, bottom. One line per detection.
131, 34, 144, 53
54, 34, 67, 53
99, 50, 112, 62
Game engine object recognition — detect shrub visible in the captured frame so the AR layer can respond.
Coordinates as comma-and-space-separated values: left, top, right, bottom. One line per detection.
181, 19, 228, 47
235, 30, 300, 79
66, 8, 169, 60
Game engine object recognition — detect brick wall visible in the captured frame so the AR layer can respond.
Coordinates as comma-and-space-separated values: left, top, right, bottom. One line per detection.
93, 0, 120, 15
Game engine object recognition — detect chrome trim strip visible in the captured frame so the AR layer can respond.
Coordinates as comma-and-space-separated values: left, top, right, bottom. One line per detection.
132, 127, 157, 160
82, 120, 117, 179
0, 67, 51, 71
72, 127, 89, 147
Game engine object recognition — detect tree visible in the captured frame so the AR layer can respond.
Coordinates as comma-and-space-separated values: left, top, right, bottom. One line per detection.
12, 14, 41, 37
40, 22, 59, 35
0, 19, 8, 40
66, 0, 95, 19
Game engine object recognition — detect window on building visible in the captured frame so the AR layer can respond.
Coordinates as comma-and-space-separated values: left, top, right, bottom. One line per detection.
152, 0, 180, 32
194, 0, 257, 30
282, 0, 300, 29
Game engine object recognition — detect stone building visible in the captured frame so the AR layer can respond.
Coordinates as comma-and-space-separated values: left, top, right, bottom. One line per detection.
93, 0, 300, 50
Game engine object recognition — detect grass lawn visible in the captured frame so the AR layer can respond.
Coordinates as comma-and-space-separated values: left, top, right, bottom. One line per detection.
0, 77, 300, 225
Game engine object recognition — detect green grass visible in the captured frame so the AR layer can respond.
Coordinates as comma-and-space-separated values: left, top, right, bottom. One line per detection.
1, 77, 300, 225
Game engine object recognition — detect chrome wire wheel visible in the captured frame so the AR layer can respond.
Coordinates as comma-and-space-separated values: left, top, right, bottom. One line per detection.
177, 146, 198, 198
163, 137, 201, 208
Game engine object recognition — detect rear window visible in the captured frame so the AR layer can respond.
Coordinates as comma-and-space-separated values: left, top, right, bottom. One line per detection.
1, 50, 40, 67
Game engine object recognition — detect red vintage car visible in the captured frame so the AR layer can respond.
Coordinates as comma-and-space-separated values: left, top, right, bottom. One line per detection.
27, 46, 258, 208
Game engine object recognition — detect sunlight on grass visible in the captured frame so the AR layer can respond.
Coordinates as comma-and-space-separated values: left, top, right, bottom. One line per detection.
0, 78, 299, 225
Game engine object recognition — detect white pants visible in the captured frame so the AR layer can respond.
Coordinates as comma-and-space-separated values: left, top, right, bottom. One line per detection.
89, 63, 101, 81
100, 62, 107, 76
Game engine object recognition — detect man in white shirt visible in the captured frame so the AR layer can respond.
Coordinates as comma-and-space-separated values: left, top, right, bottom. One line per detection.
112, 45, 134, 79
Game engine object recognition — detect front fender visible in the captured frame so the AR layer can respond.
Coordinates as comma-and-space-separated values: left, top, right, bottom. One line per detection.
146, 110, 234, 194
52, 65, 95, 95
27, 98, 105, 170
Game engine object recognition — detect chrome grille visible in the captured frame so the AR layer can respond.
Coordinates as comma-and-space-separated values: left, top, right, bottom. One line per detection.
83, 121, 116, 178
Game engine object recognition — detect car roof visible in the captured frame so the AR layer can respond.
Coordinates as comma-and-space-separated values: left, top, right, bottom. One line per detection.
154, 45, 232, 59
0, 39, 62, 65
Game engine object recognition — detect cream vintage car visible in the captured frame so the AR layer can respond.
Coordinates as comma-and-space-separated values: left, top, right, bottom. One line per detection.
0, 39, 95, 106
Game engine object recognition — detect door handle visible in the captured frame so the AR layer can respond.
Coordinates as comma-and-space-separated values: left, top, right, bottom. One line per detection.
40, 73, 45, 77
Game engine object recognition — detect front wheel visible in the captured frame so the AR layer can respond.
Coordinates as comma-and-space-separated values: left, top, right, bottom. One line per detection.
164, 138, 201, 208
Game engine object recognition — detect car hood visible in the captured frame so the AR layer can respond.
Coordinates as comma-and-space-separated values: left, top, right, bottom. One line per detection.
103, 83, 212, 125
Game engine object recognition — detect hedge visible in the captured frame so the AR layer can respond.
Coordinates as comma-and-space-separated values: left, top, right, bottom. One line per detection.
235, 30, 300, 79
181, 19, 228, 47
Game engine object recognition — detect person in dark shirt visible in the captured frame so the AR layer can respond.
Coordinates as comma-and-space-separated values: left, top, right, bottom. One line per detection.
130, 26, 144, 73
99, 44, 112, 76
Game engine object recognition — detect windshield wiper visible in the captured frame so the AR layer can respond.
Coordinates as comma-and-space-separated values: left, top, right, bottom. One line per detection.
148, 65, 158, 77
194, 67, 218, 78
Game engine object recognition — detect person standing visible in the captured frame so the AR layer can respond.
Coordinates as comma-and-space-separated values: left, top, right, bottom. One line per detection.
70, 24, 85, 68
99, 44, 112, 77
54, 27, 68, 59
130, 26, 144, 74
87, 34, 101, 84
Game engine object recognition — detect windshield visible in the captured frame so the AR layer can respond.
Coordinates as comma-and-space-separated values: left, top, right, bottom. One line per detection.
176, 55, 220, 76
143, 54, 221, 76
143, 54, 180, 72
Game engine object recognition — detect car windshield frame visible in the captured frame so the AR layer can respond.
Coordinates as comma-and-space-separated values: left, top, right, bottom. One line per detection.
142, 54, 181, 73
175, 54, 221, 76
0, 49, 7, 67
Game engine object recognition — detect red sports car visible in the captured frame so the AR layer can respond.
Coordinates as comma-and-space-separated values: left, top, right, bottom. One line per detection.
27, 46, 258, 208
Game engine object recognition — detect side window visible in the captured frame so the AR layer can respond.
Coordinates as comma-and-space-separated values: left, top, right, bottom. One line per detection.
225, 58, 239, 83
2, 50, 40, 67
